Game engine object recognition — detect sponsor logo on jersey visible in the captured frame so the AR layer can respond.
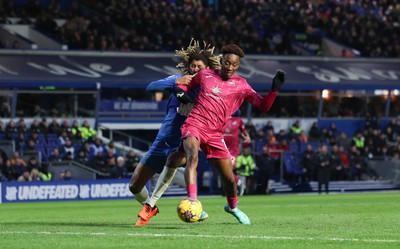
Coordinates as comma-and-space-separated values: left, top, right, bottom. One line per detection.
228, 80, 235, 86
212, 86, 221, 94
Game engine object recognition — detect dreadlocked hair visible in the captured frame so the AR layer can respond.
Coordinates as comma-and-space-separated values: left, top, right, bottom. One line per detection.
175, 38, 221, 74
220, 44, 245, 58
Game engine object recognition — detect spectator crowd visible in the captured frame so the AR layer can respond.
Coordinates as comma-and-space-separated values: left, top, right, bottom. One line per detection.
0, 0, 399, 57
230, 117, 400, 194
1, 115, 399, 192
0, 118, 141, 182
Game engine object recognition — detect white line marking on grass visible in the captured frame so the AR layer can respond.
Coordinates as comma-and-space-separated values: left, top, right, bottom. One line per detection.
1, 231, 399, 244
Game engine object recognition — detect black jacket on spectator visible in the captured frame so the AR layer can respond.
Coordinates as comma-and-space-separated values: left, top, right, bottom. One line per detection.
91, 154, 107, 174
110, 165, 128, 179
5, 124, 17, 134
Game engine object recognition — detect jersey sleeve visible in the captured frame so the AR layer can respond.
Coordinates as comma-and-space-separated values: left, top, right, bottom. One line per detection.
245, 81, 278, 112
146, 74, 180, 92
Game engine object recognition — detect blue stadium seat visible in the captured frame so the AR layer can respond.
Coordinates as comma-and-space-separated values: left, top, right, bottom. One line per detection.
37, 133, 46, 142
47, 144, 58, 157
289, 141, 299, 153
48, 133, 57, 140
256, 140, 265, 153
283, 151, 304, 175
74, 142, 83, 153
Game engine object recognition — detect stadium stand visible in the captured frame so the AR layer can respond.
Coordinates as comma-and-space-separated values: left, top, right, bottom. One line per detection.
1, 1, 399, 56
0, 0, 400, 195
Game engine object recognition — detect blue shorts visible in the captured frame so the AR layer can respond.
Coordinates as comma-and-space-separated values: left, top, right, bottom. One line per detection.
140, 138, 179, 173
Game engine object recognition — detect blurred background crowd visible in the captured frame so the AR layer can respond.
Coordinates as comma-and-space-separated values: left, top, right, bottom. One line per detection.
1, 0, 399, 57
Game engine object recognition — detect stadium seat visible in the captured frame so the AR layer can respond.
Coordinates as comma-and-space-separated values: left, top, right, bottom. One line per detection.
283, 151, 304, 175
256, 140, 265, 153
289, 141, 299, 153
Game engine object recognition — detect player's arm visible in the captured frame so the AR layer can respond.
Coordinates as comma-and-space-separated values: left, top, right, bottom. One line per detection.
247, 70, 286, 112
240, 131, 251, 144
173, 86, 194, 104
238, 118, 251, 144
271, 70, 286, 92
240, 130, 251, 144
173, 71, 202, 104
175, 75, 193, 86
146, 75, 181, 92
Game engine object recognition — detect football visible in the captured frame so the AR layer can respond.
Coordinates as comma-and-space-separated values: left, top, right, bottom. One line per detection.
177, 198, 203, 223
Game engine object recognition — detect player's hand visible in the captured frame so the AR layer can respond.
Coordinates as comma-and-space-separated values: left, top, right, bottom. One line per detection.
271, 70, 286, 92
178, 103, 194, 116
173, 87, 194, 104
175, 75, 193, 85
241, 133, 251, 144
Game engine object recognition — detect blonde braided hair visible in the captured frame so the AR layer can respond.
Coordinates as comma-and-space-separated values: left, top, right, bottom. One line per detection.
175, 38, 221, 74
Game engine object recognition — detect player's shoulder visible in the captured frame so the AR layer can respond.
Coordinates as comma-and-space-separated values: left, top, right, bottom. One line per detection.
165, 74, 182, 80
197, 68, 216, 76
232, 74, 247, 83
231, 74, 250, 89
173, 73, 183, 78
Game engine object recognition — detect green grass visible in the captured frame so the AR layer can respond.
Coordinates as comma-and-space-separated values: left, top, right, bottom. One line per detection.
1, 192, 399, 249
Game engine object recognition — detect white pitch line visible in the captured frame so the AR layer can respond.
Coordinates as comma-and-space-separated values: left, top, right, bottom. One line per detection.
1, 231, 399, 244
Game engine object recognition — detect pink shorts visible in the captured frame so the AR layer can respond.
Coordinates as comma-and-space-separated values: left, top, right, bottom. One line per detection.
181, 123, 231, 159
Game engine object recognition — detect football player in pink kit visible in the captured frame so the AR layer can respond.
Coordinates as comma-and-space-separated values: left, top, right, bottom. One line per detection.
162, 44, 285, 224
223, 116, 250, 185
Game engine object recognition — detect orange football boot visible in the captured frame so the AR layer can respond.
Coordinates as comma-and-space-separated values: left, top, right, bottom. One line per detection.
135, 204, 159, 226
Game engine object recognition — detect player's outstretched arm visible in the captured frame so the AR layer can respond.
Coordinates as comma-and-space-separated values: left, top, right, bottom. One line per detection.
248, 70, 286, 112
146, 75, 180, 92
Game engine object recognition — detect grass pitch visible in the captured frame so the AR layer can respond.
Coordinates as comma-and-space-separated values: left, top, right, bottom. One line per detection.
1, 192, 399, 249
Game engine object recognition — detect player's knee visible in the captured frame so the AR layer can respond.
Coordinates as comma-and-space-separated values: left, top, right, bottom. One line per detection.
186, 146, 198, 157
187, 155, 198, 165
186, 150, 198, 163
166, 151, 186, 168
221, 174, 236, 187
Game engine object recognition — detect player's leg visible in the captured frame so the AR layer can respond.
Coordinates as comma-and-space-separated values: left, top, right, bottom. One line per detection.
129, 162, 155, 204
210, 158, 251, 225
147, 149, 187, 207
131, 154, 168, 226
209, 158, 237, 198
182, 136, 200, 199
129, 163, 160, 226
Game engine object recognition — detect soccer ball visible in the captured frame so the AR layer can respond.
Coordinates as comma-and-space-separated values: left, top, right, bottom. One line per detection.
177, 198, 203, 223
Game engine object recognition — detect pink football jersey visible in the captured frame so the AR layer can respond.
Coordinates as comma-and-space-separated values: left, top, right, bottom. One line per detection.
183, 69, 278, 133
223, 116, 245, 157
